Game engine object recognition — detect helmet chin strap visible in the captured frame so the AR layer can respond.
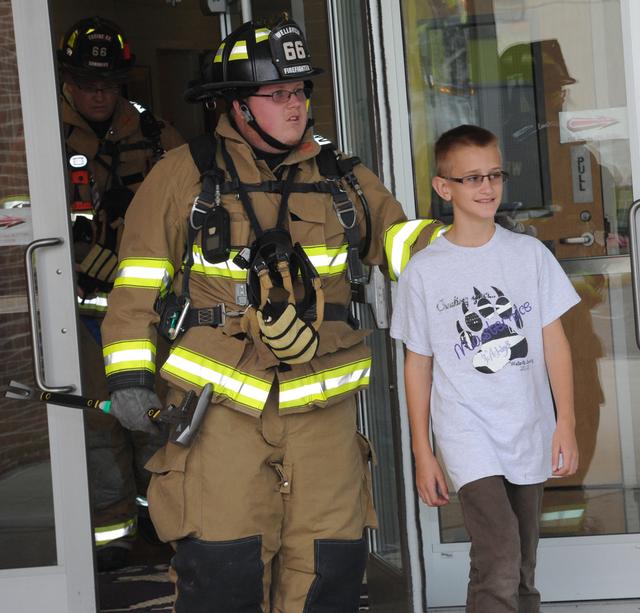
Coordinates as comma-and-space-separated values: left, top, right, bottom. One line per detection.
239, 101, 313, 152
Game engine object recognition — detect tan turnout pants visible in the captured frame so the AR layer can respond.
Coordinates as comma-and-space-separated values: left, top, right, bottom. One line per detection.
147, 387, 377, 612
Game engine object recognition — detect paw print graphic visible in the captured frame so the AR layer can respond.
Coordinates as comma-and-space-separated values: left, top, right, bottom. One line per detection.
457, 286, 528, 373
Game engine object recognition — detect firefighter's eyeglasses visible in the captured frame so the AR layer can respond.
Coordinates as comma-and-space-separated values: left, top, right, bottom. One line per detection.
73, 80, 120, 95
250, 87, 311, 104
441, 171, 509, 187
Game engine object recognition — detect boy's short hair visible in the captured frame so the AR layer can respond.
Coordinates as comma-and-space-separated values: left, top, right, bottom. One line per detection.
435, 124, 498, 175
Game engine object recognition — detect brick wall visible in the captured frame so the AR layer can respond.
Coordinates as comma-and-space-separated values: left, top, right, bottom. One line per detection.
0, 0, 51, 476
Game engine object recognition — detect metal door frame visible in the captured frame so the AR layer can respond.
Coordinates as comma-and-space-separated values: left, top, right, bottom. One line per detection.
0, 2, 95, 611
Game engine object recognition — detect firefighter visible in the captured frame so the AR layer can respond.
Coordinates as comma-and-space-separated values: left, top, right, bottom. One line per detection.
101, 17, 442, 611
58, 16, 184, 571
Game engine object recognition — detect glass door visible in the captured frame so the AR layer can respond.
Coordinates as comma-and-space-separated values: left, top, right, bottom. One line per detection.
0, 2, 95, 611
398, 0, 640, 607
329, 3, 414, 612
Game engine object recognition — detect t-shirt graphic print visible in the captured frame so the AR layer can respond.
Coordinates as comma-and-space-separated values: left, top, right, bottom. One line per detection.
457, 285, 528, 374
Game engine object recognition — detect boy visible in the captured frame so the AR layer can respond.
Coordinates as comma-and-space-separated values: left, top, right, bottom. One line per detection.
390, 124, 580, 612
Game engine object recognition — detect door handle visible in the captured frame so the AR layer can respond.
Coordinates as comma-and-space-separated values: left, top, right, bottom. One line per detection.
25, 237, 76, 393
629, 200, 640, 350
559, 232, 595, 246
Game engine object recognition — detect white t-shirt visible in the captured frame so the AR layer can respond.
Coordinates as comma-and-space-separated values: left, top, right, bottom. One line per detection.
390, 225, 580, 491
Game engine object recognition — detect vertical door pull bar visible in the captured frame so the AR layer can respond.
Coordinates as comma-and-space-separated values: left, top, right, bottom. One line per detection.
25, 237, 76, 393
628, 200, 640, 350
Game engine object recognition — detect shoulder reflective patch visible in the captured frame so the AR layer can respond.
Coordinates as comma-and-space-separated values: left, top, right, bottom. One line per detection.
313, 134, 332, 147
129, 100, 147, 114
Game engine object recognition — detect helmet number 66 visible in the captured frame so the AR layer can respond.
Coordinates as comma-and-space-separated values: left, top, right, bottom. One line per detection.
283, 40, 307, 61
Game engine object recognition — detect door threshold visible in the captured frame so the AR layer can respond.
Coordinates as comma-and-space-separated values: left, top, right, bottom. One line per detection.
429, 601, 640, 612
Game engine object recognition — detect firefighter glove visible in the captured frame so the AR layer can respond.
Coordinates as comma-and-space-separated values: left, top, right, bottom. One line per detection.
256, 303, 319, 364
109, 387, 162, 435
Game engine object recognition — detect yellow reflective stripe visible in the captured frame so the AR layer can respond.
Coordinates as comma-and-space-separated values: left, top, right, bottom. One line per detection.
94, 518, 136, 546
114, 257, 174, 292
304, 244, 349, 276
430, 224, 451, 243
255, 28, 270, 43
278, 358, 371, 409
104, 340, 156, 375
191, 246, 247, 280
384, 219, 435, 282
162, 347, 271, 411
229, 41, 248, 60
213, 42, 225, 63
77, 293, 109, 312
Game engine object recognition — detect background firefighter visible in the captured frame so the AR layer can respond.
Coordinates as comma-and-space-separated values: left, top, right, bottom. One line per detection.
101, 17, 442, 611
58, 16, 184, 571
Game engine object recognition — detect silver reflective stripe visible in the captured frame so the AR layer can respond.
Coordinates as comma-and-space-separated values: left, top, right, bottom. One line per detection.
77, 295, 109, 309
163, 352, 270, 408
279, 364, 371, 405
192, 247, 247, 279
116, 265, 172, 286
104, 347, 155, 367
307, 251, 348, 273
94, 519, 136, 545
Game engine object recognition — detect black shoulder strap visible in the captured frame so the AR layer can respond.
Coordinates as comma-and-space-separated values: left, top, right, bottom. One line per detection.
316, 144, 361, 180
188, 133, 219, 175
139, 109, 164, 141
314, 139, 372, 273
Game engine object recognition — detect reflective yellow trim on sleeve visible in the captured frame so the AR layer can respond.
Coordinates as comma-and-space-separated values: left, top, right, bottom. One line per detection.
161, 347, 272, 411
430, 224, 451, 243
278, 358, 371, 410
114, 257, 175, 294
103, 340, 157, 375
94, 518, 136, 546
384, 219, 443, 281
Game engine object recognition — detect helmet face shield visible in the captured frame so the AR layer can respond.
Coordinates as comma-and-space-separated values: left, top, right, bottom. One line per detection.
185, 19, 323, 103
58, 17, 134, 82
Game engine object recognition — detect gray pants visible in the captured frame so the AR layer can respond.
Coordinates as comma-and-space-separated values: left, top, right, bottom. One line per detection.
458, 476, 545, 613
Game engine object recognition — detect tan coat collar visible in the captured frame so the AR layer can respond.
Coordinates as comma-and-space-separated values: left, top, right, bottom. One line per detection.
215, 113, 321, 168
61, 85, 142, 143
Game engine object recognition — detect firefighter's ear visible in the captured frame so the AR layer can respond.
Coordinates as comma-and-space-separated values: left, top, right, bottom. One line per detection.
432, 175, 452, 201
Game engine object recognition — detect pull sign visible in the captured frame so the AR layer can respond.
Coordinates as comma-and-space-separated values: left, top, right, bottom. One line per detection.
69, 154, 88, 168
570, 145, 593, 204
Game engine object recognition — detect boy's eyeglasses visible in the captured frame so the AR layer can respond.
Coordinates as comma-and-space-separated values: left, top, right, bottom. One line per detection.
250, 87, 311, 104
441, 171, 509, 187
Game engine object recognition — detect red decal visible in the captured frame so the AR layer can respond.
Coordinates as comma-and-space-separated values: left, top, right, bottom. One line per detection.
71, 170, 90, 185
0, 214, 26, 229
567, 116, 619, 132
